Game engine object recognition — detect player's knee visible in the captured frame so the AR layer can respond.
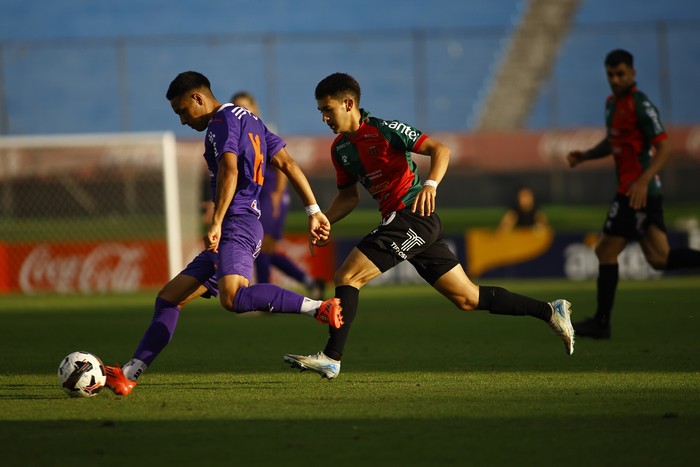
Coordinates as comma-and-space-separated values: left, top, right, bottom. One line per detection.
333, 269, 367, 289
451, 294, 478, 312
219, 293, 237, 313
461, 297, 479, 312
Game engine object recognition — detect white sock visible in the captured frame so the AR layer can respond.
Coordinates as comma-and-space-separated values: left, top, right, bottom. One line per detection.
300, 298, 323, 316
122, 358, 147, 381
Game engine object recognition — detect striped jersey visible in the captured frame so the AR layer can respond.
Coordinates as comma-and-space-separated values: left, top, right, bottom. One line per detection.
604, 84, 667, 196
330, 109, 428, 217
204, 103, 285, 218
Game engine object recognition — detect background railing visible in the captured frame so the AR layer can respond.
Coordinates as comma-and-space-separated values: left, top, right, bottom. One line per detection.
1, 19, 698, 137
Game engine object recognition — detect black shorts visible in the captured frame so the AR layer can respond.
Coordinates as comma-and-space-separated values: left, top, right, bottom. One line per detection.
603, 193, 667, 239
356, 209, 460, 285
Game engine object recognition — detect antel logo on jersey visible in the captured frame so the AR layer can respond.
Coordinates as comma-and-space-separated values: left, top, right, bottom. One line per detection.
643, 101, 664, 135
384, 121, 419, 142
19, 243, 145, 293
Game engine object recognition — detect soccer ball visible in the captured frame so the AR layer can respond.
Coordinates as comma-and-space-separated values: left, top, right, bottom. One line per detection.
57, 351, 107, 398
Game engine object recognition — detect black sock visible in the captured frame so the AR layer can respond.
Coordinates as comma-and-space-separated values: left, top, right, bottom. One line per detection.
323, 285, 359, 361
478, 286, 552, 322
595, 264, 618, 327
665, 248, 700, 270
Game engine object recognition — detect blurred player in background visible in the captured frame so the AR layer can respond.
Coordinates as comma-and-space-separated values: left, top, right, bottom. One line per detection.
283, 72, 575, 379
231, 91, 325, 299
567, 49, 700, 339
104, 71, 342, 395
497, 186, 549, 233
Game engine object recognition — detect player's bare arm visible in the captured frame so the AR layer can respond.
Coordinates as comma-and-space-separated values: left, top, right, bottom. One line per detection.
325, 184, 361, 226
412, 137, 450, 216
206, 151, 238, 253
627, 138, 671, 209
307, 184, 359, 255
567, 138, 612, 167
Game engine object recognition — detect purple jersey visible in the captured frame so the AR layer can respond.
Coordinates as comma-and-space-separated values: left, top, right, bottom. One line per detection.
204, 103, 286, 218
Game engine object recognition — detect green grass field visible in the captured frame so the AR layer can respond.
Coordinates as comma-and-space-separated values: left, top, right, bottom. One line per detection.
1, 277, 699, 466
3, 203, 698, 241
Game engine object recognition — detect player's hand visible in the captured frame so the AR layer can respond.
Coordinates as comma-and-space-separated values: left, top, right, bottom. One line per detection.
411, 185, 436, 216
626, 180, 648, 210
205, 223, 222, 253
308, 211, 331, 241
567, 150, 585, 168
308, 235, 330, 257
308, 211, 331, 256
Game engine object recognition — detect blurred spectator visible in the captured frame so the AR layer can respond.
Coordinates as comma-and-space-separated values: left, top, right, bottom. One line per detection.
497, 186, 549, 233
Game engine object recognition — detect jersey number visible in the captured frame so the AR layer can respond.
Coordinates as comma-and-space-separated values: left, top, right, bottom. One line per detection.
248, 132, 265, 185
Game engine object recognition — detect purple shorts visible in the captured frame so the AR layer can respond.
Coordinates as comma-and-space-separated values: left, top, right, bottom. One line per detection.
181, 213, 263, 298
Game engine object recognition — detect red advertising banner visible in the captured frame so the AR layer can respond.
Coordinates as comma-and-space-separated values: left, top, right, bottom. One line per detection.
0, 240, 169, 294
0, 236, 336, 295
267, 234, 336, 287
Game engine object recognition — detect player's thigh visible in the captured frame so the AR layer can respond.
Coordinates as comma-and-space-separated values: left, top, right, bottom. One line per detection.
158, 274, 210, 307
335, 247, 383, 289
595, 234, 628, 263
639, 224, 670, 269
432, 264, 480, 311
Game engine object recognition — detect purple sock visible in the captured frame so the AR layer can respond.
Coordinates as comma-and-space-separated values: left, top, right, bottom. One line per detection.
233, 283, 304, 314
133, 297, 180, 366
271, 253, 307, 283
256, 253, 272, 283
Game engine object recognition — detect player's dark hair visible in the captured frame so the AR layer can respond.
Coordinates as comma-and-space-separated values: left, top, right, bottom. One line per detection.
315, 73, 361, 104
605, 49, 634, 68
166, 71, 211, 100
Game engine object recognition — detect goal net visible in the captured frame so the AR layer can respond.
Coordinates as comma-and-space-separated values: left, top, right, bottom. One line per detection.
0, 132, 204, 294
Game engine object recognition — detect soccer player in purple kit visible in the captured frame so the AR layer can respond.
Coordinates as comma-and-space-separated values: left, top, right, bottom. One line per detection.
284, 73, 575, 379
231, 91, 325, 299
104, 71, 342, 396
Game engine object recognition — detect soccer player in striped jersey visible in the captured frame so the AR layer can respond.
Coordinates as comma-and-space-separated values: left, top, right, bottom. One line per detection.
567, 49, 700, 339
284, 73, 575, 379
104, 71, 342, 395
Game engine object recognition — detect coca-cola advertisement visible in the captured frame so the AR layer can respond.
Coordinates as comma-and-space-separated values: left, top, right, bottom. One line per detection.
0, 241, 169, 294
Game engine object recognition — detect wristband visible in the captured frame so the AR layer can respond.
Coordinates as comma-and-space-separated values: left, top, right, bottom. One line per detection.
305, 204, 321, 216
423, 179, 438, 188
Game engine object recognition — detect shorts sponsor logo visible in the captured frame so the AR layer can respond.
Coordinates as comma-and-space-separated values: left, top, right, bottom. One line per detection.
401, 228, 425, 251
390, 228, 425, 260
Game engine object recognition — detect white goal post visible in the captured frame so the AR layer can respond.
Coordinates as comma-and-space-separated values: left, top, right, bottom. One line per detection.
0, 132, 203, 294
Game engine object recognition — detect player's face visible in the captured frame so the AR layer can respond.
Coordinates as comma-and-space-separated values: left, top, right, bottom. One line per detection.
606, 63, 636, 96
170, 92, 209, 132
316, 96, 355, 134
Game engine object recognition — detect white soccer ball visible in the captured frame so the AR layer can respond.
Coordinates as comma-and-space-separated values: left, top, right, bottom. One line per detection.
57, 351, 107, 398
